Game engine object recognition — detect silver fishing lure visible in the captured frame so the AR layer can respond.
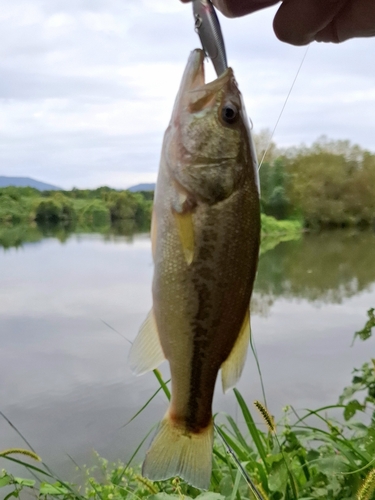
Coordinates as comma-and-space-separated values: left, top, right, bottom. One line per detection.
192, 0, 228, 76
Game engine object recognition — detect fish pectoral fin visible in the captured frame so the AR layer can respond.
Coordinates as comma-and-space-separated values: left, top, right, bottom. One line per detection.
173, 210, 194, 265
128, 309, 165, 375
142, 414, 214, 490
221, 308, 250, 393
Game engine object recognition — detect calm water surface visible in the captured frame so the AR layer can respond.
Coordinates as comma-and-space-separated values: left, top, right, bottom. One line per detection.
1, 229, 374, 480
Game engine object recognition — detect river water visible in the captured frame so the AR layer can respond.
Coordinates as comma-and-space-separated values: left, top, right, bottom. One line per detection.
0, 228, 374, 481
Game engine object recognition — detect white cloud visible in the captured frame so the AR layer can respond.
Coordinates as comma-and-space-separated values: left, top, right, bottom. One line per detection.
0, 0, 374, 189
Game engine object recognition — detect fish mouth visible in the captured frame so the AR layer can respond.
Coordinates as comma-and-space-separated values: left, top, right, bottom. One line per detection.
180, 49, 233, 94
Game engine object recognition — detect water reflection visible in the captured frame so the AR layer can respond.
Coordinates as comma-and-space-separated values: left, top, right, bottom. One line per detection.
0, 221, 149, 249
254, 230, 375, 308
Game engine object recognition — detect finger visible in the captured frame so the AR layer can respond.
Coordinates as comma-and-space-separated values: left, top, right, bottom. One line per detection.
213, 0, 279, 17
179, 0, 280, 17
273, 0, 348, 45
315, 0, 375, 42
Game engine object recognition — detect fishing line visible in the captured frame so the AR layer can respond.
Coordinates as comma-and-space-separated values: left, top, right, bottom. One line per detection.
214, 424, 266, 500
258, 44, 310, 170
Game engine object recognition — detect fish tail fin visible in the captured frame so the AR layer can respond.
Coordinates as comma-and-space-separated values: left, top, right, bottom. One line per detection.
142, 414, 214, 490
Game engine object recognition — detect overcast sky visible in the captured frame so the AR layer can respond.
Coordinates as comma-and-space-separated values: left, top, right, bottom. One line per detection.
1, 0, 374, 189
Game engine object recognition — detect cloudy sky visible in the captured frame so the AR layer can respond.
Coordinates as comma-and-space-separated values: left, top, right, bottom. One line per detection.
1, 0, 374, 189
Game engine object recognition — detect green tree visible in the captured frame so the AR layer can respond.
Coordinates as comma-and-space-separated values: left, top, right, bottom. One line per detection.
35, 193, 75, 224
260, 158, 291, 219
284, 137, 375, 227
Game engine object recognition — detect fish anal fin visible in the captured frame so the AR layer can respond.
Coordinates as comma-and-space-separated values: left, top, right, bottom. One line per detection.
173, 210, 195, 265
221, 309, 250, 393
128, 309, 165, 375
142, 414, 213, 490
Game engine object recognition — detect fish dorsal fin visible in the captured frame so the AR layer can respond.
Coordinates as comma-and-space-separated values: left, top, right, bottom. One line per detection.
174, 210, 195, 265
221, 308, 250, 393
128, 309, 165, 375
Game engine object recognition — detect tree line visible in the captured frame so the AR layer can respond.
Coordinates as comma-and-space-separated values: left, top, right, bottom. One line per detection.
256, 132, 375, 228
2, 133, 374, 230
0, 186, 153, 228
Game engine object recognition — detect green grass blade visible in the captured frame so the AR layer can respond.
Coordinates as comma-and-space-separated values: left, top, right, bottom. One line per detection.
215, 424, 266, 500
152, 369, 171, 401
225, 414, 254, 454
293, 405, 346, 426
122, 424, 158, 476
293, 425, 363, 466
0, 410, 79, 494
216, 427, 250, 462
296, 408, 372, 462
121, 381, 171, 429
1, 455, 55, 479
1, 456, 86, 500
249, 334, 268, 408
230, 469, 242, 500
233, 389, 269, 472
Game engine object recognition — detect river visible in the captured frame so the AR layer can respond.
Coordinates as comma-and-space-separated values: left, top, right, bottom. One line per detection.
0, 228, 374, 481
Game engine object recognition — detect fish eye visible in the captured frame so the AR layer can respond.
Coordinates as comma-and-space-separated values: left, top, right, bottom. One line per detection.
221, 103, 238, 124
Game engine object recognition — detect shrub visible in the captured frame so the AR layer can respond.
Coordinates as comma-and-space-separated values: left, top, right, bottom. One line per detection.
35, 194, 75, 224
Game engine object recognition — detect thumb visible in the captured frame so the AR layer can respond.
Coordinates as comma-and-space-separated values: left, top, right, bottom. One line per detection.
273, 0, 348, 45
315, 0, 375, 42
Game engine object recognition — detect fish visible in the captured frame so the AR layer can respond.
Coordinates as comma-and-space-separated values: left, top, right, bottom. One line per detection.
129, 48, 260, 490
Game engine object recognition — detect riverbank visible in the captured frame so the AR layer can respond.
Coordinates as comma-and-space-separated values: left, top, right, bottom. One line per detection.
0, 214, 303, 250
0, 186, 303, 250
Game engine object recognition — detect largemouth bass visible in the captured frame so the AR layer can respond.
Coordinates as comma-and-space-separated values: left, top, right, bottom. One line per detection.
129, 48, 260, 489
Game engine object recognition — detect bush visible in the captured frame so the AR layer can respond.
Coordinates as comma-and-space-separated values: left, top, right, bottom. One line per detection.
35, 194, 75, 224
107, 191, 152, 226
74, 199, 111, 225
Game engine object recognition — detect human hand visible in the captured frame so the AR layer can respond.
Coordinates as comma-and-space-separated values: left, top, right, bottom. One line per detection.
181, 0, 375, 45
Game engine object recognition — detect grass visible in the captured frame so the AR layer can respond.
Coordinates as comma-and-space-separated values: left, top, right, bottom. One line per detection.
0, 298, 373, 499
259, 215, 302, 255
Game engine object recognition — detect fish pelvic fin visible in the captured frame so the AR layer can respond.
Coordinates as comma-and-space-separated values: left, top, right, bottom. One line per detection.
221, 308, 250, 393
128, 309, 165, 375
142, 414, 214, 490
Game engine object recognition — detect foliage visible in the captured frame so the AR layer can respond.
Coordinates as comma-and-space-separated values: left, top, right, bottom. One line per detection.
35, 193, 76, 223
259, 159, 292, 220
259, 215, 302, 257
255, 132, 375, 228
339, 358, 375, 420
0, 189, 36, 223
261, 214, 301, 237
0, 186, 152, 228
73, 199, 111, 225
282, 136, 375, 228
106, 191, 152, 226
353, 308, 375, 343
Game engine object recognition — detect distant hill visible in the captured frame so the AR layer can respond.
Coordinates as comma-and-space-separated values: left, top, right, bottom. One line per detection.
127, 183, 155, 192
0, 176, 61, 191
